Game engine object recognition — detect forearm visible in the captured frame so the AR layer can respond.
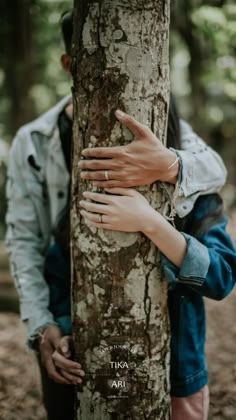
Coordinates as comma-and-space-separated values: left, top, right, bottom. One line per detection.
142, 210, 187, 267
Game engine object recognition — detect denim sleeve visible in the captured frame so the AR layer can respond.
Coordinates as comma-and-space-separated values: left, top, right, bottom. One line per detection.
171, 120, 227, 218
5, 130, 56, 349
161, 217, 236, 300
55, 315, 72, 336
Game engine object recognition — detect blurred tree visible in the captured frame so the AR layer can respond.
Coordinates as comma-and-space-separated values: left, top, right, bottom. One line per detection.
71, 0, 170, 418
0, 140, 8, 239
0, 0, 71, 237
0, 0, 71, 139
0, 0, 34, 134
171, 0, 206, 119
171, 0, 236, 186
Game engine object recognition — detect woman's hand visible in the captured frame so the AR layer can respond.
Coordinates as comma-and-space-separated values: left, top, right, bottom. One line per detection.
52, 335, 85, 385
80, 187, 187, 268
79, 188, 157, 233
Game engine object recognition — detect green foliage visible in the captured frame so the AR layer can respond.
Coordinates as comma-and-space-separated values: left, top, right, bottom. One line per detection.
191, 6, 227, 31
191, 2, 236, 136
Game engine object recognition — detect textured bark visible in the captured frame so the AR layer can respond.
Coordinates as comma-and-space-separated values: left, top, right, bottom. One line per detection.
71, 1, 170, 419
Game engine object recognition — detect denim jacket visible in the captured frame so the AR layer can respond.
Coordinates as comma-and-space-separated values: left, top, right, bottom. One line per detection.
5, 96, 227, 346
163, 194, 236, 396
44, 194, 236, 397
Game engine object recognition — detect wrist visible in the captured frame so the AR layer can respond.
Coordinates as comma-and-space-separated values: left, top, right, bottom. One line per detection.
141, 208, 162, 236
35, 323, 58, 345
165, 150, 179, 184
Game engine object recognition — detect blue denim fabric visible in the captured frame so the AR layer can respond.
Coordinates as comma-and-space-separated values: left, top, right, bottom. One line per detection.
44, 195, 236, 398
44, 244, 72, 336
161, 196, 236, 396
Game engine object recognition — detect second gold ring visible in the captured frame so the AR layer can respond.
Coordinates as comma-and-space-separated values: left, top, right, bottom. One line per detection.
105, 170, 109, 180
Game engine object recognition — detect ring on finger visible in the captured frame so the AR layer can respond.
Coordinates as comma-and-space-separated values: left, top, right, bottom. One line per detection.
104, 170, 109, 180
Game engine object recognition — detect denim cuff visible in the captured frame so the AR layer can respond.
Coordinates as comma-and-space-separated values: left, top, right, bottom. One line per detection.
28, 321, 59, 350
55, 315, 72, 336
161, 232, 210, 289
26, 309, 58, 349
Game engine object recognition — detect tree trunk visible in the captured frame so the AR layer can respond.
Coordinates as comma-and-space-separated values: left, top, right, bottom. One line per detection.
71, 1, 170, 419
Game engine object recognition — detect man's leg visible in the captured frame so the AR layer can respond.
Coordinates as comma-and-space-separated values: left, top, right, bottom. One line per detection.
171, 385, 209, 420
37, 355, 75, 420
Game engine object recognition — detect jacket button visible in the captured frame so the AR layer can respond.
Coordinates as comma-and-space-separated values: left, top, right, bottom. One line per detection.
57, 191, 65, 198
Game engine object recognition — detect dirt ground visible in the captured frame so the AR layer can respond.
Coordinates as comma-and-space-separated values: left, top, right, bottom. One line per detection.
0, 211, 236, 420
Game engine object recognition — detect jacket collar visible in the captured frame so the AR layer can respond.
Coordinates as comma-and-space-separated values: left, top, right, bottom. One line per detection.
27, 95, 72, 137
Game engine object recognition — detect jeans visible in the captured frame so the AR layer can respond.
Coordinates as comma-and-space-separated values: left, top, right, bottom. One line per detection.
37, 354, 75, 420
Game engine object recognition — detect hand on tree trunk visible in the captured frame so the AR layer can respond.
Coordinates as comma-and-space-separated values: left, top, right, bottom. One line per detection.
38, 325, 85, 385
52, 335, 86, 385
79, 187, 156, 233
78, 110, 179, 187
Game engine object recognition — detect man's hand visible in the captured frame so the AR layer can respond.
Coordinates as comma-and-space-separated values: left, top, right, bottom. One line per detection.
79, 110, 179, 188
52, 336, 85, 385
38, 325, 85, 385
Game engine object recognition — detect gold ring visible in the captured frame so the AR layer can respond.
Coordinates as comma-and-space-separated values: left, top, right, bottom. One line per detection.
105, 170, 109, 180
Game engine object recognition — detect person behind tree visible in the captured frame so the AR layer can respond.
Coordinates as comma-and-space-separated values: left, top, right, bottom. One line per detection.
5, 10, 232, 420
48, 98, 236, 420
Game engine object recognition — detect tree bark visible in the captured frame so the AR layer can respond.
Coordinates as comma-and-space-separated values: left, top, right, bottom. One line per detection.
71, 1, 171, 419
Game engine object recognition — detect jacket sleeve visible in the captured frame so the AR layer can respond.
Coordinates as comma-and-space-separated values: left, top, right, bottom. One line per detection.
5, 131, 57, 347
161, 216, 236, 301
172, 120, 227, 218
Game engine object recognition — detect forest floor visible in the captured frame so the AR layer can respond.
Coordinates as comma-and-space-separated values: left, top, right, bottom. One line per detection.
0, 211, 236, 420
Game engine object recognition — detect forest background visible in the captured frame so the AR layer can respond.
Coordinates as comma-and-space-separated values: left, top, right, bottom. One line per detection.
0, 1, 236, 419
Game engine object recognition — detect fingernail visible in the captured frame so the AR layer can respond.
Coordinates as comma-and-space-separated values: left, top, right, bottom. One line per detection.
78, 370, 85, 376
116, 109, 125, 118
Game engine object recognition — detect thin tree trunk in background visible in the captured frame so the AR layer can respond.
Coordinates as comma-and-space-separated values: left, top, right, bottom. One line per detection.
171, 0, 205, 123
71, 1, 170, 418
1, 0, 34, 133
